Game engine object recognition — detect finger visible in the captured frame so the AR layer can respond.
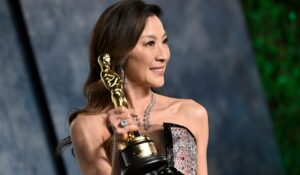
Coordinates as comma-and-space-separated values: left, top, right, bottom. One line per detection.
117, 118, 137, 129
114, 127, 139, 142
112, 118, 139, 135
109, 116, 131, 130
125, 123, 139, 132
107, 110, 130, 125
114, 132, 128, 141
114, 106, 128, 114
117, 125, 139, 137
107, 107, 127, 117
109, 116, 135, 132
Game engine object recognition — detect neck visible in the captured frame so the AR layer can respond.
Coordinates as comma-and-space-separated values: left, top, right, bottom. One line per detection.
125, 84, 153, 115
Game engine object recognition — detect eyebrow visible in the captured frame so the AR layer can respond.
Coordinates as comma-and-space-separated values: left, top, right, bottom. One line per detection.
141, 33, 167, 39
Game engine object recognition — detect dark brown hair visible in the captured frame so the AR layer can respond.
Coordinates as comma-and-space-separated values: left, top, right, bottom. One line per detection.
57, 0, 162, 155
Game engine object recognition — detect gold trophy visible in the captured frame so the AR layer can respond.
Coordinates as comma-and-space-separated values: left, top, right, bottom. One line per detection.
98, 54, 167, 175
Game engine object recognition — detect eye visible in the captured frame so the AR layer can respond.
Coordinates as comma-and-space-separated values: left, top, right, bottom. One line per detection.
145, 41, 155, 47
163, 37, 169, 44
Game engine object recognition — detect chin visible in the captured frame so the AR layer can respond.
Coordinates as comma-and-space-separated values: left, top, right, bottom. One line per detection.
151, 79, 165, 88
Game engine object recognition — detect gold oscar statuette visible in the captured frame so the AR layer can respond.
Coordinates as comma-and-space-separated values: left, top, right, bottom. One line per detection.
98, 54, 167, 175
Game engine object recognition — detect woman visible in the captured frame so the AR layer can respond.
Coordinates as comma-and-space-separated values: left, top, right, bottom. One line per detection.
58, 0, 209, 174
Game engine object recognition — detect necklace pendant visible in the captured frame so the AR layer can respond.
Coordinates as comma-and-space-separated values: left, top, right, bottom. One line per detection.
143, 93, 156, 131
131, 93, 156, 131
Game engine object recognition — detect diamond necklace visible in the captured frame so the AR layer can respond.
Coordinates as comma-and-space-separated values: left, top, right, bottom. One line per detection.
131, 93, 156, 131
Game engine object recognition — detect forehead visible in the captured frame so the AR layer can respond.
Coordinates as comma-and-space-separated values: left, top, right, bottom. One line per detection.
140, 15, 165, 37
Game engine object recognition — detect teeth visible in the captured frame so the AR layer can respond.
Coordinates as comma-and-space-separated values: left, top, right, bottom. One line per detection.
150, 67, 164, 70
151, 68, 163, 71
151, 68, 164, 74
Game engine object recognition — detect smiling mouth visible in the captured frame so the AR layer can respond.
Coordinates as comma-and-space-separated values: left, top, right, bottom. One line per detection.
150, 67, 165, 75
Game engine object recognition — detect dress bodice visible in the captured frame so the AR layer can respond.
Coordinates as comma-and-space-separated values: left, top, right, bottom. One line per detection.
139, 123, 198, 175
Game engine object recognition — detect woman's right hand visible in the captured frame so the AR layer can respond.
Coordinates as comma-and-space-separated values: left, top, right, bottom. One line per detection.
107, 106, 139, 143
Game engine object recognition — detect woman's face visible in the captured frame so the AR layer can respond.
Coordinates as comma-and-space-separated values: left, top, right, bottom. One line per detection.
125, 15, 170, 88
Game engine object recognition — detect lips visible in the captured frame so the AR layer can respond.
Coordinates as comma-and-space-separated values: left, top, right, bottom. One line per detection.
150, 66, 165, 75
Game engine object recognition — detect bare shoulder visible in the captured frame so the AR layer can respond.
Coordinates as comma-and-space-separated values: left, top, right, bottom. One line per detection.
157, 94, 207, 119
158, 95, 208, 138
70, 112, 110, 148
178, 99, 208, 120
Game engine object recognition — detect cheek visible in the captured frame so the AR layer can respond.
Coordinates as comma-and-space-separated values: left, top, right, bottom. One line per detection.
125, 60, 147, 80
127, 59, 147, 71
126, 54, 151, 71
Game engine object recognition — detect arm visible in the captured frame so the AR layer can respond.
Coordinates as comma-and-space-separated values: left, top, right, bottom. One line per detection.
70, 108, 139, 175
181, 100, 209, 175
195, 107, 209, 175
70, 114, 114, 175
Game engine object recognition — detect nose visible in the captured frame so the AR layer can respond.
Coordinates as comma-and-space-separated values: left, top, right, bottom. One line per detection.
155, 44, 170, 63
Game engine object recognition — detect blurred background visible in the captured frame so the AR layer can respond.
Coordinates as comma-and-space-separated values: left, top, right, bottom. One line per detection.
0, 0, 298, 174
242, 1, 300, 174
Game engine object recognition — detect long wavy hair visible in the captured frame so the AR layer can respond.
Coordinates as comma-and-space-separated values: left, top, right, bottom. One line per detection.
57, 0, 162, 156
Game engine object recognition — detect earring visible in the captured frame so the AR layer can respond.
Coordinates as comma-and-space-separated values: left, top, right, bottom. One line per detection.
120, 67, 127, 87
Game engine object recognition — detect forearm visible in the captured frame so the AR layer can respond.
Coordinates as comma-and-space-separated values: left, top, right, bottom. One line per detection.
111, 141, 123, 175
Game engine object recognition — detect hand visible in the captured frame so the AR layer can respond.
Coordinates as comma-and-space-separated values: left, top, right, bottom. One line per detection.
107, 107, 139, 143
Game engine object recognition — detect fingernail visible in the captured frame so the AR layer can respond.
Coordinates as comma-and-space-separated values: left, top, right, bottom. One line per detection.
120, 107, 125, 111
